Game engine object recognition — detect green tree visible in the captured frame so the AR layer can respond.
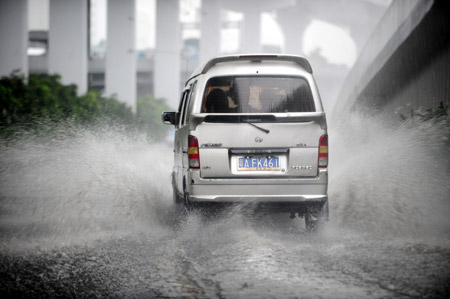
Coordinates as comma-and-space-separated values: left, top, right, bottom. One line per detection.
136, 94, 171, 140
0, 72, 134, 135
1, 72, 171, 141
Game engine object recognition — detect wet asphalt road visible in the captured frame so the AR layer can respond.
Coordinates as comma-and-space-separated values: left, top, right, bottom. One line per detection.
1, 208, 450, 299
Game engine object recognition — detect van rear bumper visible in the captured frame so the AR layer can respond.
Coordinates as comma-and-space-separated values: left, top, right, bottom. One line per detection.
187, 168, 327, 203
189, 189, 327, 203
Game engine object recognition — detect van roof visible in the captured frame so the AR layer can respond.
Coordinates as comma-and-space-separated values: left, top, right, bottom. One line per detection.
188, 54, 313, 84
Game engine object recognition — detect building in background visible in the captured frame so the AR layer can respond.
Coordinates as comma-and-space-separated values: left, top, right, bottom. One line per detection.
22, 0, 391, 110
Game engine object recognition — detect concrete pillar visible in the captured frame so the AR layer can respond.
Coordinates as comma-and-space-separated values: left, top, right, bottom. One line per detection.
278, 13, 310, 55
277, 1, 311, 56
155, 0, 180, 108
199, 0, 221, 65
241, 10, 261, 53
0, 0, 28, 78
48, 0, 87, 95
105, 0, 136, 112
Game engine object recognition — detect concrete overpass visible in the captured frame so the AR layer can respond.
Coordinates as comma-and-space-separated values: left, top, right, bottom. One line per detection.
332, 0, 450, 121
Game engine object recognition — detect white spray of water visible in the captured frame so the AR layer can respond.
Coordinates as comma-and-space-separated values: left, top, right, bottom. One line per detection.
329, 112, 450, 238
1, 113, 449, 252
0, 126, 174, 249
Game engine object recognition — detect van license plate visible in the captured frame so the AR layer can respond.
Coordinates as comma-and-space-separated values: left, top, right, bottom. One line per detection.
238, 157, 280, 171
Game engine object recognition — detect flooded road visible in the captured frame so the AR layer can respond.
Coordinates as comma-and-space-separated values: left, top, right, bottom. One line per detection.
2, 222, 449, 298
1, 115, 449, 298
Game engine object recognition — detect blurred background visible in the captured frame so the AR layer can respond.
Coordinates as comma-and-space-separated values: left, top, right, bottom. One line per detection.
1, 0, 449, 139
2, 0, 392, 113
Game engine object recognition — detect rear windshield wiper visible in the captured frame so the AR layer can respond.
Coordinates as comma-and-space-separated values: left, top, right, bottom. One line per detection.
249, 123, 270, 134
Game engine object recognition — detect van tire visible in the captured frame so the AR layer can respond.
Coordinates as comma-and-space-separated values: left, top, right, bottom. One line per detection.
182, 180, 192, 212
305, 213, 321, 232
172, 173, 183, 205
173, 188, 183, 205
305, 201, 327, 232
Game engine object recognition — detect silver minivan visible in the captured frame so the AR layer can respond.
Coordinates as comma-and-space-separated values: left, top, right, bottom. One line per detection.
162, 54, 328, 230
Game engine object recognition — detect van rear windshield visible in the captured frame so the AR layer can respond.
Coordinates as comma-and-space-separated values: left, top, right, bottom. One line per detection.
202, 76, 315, 113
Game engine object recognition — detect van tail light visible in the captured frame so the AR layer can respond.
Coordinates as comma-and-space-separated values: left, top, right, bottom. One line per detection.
188, 135, 200, 168
318, 134, 328, 167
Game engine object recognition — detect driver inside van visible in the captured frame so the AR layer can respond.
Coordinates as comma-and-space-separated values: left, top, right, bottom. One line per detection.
205, 88, 238, 113
205, 88, 229, 113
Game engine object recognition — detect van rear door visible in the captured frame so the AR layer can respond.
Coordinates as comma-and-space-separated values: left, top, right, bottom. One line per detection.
193, 113, 327, 179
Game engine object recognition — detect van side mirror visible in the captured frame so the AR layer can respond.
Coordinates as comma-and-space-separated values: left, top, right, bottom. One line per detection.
162, 111, 177, 125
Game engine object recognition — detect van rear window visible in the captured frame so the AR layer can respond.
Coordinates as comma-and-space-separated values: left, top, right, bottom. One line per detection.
202, 76, 315, 113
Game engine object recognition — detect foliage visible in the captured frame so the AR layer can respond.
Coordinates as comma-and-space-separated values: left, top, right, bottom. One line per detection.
396, 101, 448, 122
136, 94, 172, 140
0, 72, 170, 141
396, 101, 450, 149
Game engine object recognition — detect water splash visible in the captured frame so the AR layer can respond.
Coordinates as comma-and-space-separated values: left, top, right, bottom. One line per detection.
0, 124, 174, 249
1, 113, 449, 252
329, 112, 450, 238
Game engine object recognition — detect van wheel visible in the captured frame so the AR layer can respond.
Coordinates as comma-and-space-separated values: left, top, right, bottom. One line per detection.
305, 213, 321, 232
172, 174, 184, 206
183, 184, 192, 212
173, 187, 183, 205
171, 192, 186, 224
305, 202, 327, 233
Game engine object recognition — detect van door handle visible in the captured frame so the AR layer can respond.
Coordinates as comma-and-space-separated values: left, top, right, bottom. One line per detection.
182, 150, 188, 154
